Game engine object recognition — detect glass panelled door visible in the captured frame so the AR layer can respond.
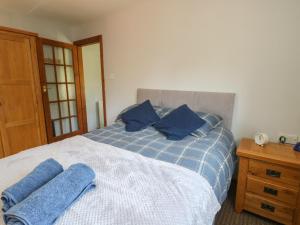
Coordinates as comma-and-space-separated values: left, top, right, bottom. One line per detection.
39, 38, 83, 142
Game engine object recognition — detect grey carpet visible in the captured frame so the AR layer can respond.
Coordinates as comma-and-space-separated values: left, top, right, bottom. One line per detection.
215, 182, 281, 225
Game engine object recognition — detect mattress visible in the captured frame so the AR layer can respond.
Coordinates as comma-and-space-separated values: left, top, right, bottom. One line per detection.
0, 136, 220, 225
84, 122, 237, 203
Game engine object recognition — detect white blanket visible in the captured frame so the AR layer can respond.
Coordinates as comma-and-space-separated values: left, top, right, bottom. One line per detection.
0, 136, 220, 225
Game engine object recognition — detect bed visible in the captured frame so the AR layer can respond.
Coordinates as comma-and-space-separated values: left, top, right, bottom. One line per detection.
0, 89, 236, 225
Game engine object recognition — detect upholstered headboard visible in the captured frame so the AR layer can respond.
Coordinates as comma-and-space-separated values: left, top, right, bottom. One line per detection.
137, 89, 236, 130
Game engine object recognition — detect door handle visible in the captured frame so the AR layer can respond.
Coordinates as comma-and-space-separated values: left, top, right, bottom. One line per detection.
266, 169, 281, 178
261, 203, 275, 212
42, 85, 47, 93
264, 187, 278, 196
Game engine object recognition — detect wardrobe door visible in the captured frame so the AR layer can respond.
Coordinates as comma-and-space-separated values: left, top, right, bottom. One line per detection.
0, 29, 47, 157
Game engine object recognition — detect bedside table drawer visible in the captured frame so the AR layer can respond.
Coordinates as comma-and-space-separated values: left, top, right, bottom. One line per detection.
247, 175, 299, 206
249, 160, 300, 187
245, 192, 294, 225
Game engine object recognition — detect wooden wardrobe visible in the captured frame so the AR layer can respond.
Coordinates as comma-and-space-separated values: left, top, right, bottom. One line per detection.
0, 27, 47, 158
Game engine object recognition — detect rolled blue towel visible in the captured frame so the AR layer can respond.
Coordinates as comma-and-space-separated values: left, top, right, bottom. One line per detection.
1, 158, 63, 212
4, 163, 96, 225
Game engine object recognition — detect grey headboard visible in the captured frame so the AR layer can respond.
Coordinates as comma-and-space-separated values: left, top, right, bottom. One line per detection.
137, 89, 235, 130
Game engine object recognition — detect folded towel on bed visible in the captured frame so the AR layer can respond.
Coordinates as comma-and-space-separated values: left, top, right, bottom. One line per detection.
1, 158, 63, 212
4, 163, 96, 225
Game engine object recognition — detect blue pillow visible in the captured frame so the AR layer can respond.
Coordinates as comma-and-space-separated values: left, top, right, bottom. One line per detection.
115, 104, 139, 122
153, 105, 223, 138
153, 105, 206, 140
121, 100, 160, 132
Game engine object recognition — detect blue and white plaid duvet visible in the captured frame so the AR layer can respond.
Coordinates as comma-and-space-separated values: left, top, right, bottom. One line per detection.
84, 122, 236, 203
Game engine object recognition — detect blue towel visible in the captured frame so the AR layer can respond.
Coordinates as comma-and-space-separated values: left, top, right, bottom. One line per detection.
4, 163, 96, 225
1, 158, 63, 212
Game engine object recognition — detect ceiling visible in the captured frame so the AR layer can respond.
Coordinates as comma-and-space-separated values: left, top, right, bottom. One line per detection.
0, 0, 138, 24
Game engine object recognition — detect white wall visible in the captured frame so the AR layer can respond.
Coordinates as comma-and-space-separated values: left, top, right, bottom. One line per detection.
74, 0, 299, 140
82, 43, 105, 131
0, 10, 72, 42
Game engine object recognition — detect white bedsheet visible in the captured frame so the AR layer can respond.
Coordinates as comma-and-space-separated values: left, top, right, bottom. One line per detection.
0, 136, 220, 225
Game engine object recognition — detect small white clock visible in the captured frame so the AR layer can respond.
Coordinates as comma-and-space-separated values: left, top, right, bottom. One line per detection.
254, 133, 269, 146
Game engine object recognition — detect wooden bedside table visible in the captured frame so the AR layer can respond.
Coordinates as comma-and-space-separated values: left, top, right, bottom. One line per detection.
235, 138, 300, 225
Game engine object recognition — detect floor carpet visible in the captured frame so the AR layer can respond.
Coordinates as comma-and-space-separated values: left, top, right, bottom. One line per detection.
214, 182, 281, 225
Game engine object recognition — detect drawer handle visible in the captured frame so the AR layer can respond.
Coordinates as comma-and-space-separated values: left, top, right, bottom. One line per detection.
264, 187, 278, 196
261, 203, 275, 212
266, 169, 281, 178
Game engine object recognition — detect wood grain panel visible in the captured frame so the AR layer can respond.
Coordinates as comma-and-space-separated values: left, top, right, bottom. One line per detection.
0, 28, 46, 157
247, 175, 298, 206
245, 192, 294, 225
0, 131, 3, 159
5, 124, 42, 156
76, 47, 88, 133
249, 159, 300, 187
0, 85, 36, 123
238, 138, 300, 169
236, 138, 300, 225
295, 192, 300, 225
0, 34, 31, 81
235, 157, 249, 213
0, 26, 37, 37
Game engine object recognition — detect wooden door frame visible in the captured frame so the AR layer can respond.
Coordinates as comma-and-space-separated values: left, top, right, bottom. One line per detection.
37, 37, 85, 143
74, 35, 107, 133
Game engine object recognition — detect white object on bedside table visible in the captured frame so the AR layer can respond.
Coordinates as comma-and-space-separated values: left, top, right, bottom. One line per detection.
254, 133, 269, 146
